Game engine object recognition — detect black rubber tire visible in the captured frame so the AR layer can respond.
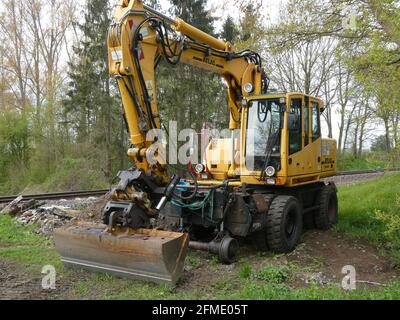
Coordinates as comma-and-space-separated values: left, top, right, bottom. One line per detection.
315, 185, 339, 230
251, 230, 269, 251
303, 212, 316, 230
218, 237, 239, 264
266, 195, 303, 253
251, 194, 275, 251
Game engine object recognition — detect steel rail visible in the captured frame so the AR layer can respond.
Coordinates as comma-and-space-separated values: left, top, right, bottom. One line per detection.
0, 190, 109, 204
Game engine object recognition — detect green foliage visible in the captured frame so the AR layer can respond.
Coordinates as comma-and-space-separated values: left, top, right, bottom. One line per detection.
235, 1, 265, 52
63, 0, 125, 179
371, 135, 391, 152
238, 263, 252, 279
0, 1, 131, 195
336, 174, 400, 246
170, 0, 214, 34
0, 215, 62, 270
0, 110, 29, 190
221, 16, 238, 43
37, 157, 109, 192
254, 265, 291, 284
374, 196, 400, 266
186, 254, 202, 269
233, 281, 400, 300
338, 152, 392, 171
0, 215, 48, 246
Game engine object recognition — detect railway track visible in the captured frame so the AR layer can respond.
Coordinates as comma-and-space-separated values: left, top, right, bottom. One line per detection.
336, 168, 400, 176
0, 190, 109, 204
0, 168, 399, 204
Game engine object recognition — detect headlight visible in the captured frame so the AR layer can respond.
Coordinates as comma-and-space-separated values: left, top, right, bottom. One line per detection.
265, 166, 276, 177
244, 83, 254, 93
267, 178, 276, 185
195, 164, 205, 174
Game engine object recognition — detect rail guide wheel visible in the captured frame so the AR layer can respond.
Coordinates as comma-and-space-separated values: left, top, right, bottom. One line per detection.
218, 236, 239, 265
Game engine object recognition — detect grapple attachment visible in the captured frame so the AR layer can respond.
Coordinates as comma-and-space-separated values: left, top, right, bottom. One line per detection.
54, 222, 189, 285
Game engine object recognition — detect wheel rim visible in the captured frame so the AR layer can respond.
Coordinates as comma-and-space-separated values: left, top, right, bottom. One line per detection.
228, 241, 239, 261
328, 195, 337, 223
220, 237, 239, 264
285, 208, 297, 238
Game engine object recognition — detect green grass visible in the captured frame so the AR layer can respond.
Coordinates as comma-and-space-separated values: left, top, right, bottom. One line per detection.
335, 173, 400, 245
337, 151, 399, 171
1, 174, 400, 299
0, 214, 49, 246
338, 154, 387, 171
228, 281, 400, 300
71, 272, 206, 300
186, 254, 202, 269
0, 214, 62, 271
239, 264, 253, 279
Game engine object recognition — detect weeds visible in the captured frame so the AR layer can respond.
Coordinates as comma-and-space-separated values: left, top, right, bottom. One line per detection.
239, 264, 252, 279
374, 195, 400, 266
186, 254, 202, 269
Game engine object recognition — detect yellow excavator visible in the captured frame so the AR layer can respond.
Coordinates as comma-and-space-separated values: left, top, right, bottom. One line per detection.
54, 0, 338, 285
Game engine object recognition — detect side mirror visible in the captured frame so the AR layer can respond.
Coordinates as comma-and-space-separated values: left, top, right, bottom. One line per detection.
289, 113, 300, 131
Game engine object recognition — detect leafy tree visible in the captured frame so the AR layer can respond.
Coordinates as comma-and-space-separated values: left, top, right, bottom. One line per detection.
170, 0, 215, 34
221, 16, 238, 43
157, 0, 228, 133
371, 135, 391, 152
265, 0, 399, 154
236, 1, 265, 52
0, 110, 29, 192
63, 0, 127, 179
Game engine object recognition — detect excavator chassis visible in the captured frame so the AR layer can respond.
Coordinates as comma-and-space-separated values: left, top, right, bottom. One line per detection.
54, 222, 189, 285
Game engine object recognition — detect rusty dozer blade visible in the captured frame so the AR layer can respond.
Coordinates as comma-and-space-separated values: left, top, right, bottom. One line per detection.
54, 222, 189, 285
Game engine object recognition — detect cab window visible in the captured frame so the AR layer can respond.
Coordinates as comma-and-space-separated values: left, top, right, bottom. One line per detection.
289, 98, 302, 155
304, 98, 310, 147
312, 102, 321, 142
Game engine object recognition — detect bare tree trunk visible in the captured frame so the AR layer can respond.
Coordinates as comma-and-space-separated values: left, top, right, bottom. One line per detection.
391, 105, 399, 149
25, 0, 75, 170
353, 121, 359, 158
336, 62, 353, 154
0, 0, 29, 110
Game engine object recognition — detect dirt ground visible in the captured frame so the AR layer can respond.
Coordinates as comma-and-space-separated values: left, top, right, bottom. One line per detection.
179, 230, 399, 292
288, 231, 398, 285
2, 228, 397, 300
1, 188, 399, 299
0, 259, 75, 300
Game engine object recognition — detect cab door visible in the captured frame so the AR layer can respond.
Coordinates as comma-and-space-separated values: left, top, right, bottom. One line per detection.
303, 98, 322, 175
287, 95, 322, 177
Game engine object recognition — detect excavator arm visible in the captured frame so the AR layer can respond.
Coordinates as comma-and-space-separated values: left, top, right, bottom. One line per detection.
108, 0, 266, 175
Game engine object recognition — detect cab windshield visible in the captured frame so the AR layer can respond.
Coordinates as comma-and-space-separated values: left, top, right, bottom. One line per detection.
246, 99, 283, 171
